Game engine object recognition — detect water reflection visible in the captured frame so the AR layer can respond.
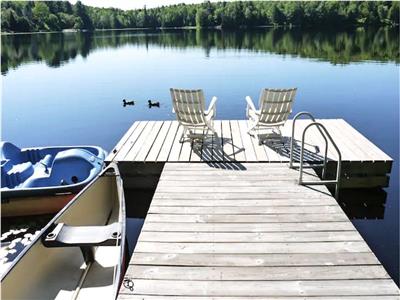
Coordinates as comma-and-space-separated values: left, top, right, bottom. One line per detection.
338, 189, 387, 219
2, 27, 399, 74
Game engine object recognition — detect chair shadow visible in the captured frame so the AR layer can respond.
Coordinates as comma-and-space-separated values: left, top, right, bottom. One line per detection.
187, 133, 333, 171
190, 135, 247, 170
262, 136, 330, 163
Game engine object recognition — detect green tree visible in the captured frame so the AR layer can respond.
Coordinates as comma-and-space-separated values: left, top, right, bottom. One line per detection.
58, 12, 76, 29
388, 2, 399, 25
73, 17, 83, 29
196, 7, 208, 28
47, 14, 60, 30
73, 1, 93, 29
271, 5, 286, 25
32, 1, 50, 28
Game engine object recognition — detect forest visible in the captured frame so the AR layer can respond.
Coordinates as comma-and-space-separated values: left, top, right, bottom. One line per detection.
1, 1, 399, 33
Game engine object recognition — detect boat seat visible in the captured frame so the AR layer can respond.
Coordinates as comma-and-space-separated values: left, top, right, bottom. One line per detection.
42, 222, 121, 263
2, 162, 34, 188
43, 222, 121, 247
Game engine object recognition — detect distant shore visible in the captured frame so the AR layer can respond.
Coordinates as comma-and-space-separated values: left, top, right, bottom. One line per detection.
1, 25, 290, 35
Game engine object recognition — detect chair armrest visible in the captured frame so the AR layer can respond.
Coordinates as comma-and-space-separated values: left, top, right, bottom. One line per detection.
205, 96, 217, 117
245, 96, 257, 112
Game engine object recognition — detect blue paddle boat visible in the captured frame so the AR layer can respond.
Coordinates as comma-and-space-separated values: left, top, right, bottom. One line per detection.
1, 142, 107, 217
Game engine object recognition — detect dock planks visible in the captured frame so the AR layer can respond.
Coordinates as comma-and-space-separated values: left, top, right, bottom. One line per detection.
119, 163, 399, 299
108, 119, 392, 163
107, 119, 392, 188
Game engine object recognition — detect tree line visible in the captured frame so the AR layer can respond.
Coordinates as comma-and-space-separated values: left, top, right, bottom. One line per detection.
1, 1, 399, 33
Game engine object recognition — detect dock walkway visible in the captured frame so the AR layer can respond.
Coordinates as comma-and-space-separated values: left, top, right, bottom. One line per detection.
119, 163, 399, 298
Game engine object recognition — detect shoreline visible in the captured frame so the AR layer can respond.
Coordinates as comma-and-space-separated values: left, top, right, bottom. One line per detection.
3, 24, 396, 35
0, 25, 278, 35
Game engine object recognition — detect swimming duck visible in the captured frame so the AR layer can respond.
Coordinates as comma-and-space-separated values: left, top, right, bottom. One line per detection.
123, 99, 135, 106
148, 100, 160, 107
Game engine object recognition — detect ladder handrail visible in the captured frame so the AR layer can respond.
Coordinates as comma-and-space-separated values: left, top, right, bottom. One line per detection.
299, 122, 342, 200
289, 111, 328, 179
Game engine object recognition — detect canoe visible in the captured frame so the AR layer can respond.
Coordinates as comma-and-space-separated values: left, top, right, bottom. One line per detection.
1, 163, 126, 299
1, 142, 107, 217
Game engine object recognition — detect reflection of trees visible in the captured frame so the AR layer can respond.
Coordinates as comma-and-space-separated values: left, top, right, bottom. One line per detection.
2, 27, 399, 74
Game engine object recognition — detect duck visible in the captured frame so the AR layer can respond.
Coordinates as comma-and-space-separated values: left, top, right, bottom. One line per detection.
123, 99, 135, 106
148, 100, 160, 107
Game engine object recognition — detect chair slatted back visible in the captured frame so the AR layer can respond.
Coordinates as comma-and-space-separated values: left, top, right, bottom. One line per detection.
259, 88, 297, 124
170, 88, 206, 125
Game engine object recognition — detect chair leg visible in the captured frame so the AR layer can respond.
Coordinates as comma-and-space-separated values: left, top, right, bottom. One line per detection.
257, 127, 264, 145
180, 128, 187, 143
247, 122, 257, 136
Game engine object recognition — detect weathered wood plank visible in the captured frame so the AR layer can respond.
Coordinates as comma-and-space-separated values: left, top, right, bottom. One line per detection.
319, 119, 360, 162
147, 205, 342, 215
211, 120, 224, 162
145, 121, 172, 162
157, 121, 179, 161
125, 121, 156, 161
179, 138, 192, 162
155, 180, 326, 187
150, 198, 337, 207
126, 265, 388, 280
221, 120, 234, 161
158, 176, 319, 183
230, 120, 246, 161
144, 213, 349, 223
135, 121, 164, 161
244, 120, 269, 162
153, 192, 333, 199
160, 169, 315, 175
153, 190, 332, 198
163, 162, 297, 169
168, 125, 184, 161
119, 279, 399, 296
135, 241, 371, 254
238, 120, 257, 161
142, 222, 355, 232
114, 121, 147, 161
106, 121, 139, 161
130, 252, 380, 267
189, 134, 203, 162
154, 186, 330, 194
138, 231, 362, 243
338, 119, 391, 161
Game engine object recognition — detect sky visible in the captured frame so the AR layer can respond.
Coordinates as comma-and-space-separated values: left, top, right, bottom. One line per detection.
68, 0, 207, 10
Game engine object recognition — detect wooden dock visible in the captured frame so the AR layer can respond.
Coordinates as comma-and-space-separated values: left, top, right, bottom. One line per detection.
109, 119, 397, 298
107, 119, 392, 188
118, 163, 399, 298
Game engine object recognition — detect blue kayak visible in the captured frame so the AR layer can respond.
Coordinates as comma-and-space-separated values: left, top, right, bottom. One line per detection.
1, 142, 107, 199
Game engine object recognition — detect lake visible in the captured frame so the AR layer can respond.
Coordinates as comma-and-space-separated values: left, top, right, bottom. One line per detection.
1, 27, 399, 284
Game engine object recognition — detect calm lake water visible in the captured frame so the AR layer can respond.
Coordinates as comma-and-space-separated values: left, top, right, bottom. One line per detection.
1, 27, 399, 284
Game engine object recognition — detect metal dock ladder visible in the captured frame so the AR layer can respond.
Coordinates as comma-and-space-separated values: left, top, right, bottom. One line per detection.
289, 112, 342, 200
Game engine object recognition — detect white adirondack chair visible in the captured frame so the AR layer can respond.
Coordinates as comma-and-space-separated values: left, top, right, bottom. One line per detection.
170, 88, 217, 143
246, 88, 297, 144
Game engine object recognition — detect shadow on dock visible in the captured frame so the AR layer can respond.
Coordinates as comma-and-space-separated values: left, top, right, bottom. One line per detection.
191, 136, 247, 170
265, 136, 327, 162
